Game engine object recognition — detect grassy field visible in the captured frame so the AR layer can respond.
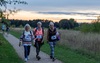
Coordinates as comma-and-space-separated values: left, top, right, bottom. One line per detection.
59, 30, 100, 57
10, 28, 100, 63
0, 33, 24, 63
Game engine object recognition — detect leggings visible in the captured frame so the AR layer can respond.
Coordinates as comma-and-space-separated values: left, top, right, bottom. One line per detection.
49, 42, 56, 58
35, 42, 42, 56
24, 46, 31, 58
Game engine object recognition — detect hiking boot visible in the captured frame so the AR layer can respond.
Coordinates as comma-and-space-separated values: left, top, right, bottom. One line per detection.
36, 55, 41, 60
52, 58, 56, 62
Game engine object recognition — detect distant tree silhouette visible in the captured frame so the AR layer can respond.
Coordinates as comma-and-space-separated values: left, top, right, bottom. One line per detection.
59, 18, 79, 29
10, 19, 79, 29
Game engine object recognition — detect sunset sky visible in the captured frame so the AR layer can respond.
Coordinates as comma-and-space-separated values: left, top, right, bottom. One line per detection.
6, 0, 100, 23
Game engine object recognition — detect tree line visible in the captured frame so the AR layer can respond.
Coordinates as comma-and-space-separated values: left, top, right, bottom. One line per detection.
9, 18, 79, 29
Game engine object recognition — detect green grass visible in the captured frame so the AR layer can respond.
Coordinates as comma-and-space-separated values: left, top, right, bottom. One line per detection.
10, 30, 22, 38
0, 33, 24, 63
76, 22, 100, 33
10, 29, 100, 63
41, 44, 99, 63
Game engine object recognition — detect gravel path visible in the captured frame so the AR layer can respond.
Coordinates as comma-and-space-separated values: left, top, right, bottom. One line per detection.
4, 33, 62, 63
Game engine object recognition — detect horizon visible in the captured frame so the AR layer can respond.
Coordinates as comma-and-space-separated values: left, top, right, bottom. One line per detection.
8, 18, 95, 23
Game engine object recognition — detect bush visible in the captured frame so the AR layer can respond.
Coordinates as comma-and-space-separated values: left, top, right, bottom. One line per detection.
92, 22, 100, 32
79, 22, 100, 33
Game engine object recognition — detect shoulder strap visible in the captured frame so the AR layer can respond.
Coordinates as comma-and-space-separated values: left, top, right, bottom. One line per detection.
42, 27, 44, 35
23, 31, 25, 35
54, 27, 57, 32
34, 27, 38, 35
22, 31, 25, 38
30, 31, 32, 35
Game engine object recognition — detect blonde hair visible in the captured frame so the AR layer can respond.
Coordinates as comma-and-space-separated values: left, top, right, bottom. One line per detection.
24, 24, 31, 31
37, 22, 42, 25
49, 22, 54, 26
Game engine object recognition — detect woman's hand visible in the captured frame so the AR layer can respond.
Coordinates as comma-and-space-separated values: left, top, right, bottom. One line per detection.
19, 41, 22, 47
32, 39, 36, 45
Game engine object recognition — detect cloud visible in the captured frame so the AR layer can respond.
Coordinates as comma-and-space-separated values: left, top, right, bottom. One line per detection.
7, 0, 100, 23
6, 0, 100, 11
38, 11, 100, 16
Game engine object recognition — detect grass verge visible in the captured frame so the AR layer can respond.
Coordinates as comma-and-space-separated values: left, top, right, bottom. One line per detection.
0, 33, 24, 63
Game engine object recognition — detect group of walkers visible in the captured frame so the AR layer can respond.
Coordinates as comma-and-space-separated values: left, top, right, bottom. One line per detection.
1, 23, 10, 35
19, 22, 60, 62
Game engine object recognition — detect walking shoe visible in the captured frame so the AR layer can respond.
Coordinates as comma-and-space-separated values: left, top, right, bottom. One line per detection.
36, 55, 41, 60
50, 56, 53, 59
52, 58, 56, 62
24, 58, 28, 62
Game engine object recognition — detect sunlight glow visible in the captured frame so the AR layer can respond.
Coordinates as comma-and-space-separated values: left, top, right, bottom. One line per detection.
9, 10, 98, 23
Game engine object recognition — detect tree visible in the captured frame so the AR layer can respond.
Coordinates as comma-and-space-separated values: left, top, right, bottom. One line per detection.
55, 22, 59, 28
59, 19, 79, 29
0, 9, 3, 18
0, 0, 27, 26
59, 19, 70, 29
1, 0, 27, 18
0, 0, 27, 8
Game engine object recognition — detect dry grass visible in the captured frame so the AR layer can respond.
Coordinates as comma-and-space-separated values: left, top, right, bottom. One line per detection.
59, 30, 100, 55
12, 28, 100, 55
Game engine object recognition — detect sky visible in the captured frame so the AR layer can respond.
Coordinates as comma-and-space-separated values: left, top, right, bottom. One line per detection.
6, 0, 100, 23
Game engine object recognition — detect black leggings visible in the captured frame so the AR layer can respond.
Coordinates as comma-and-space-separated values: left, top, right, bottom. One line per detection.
24, 46, 31, 58
35, 42, 42, 56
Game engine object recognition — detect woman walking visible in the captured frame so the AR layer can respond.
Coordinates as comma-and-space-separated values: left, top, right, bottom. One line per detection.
47, 22, 59, 62
6, 25, 10, 36
19, 24, 34, 62
33, 22, 44, 61
1, 23, 6, 34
